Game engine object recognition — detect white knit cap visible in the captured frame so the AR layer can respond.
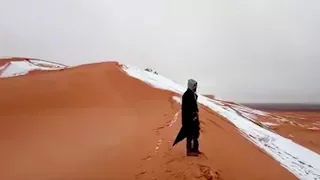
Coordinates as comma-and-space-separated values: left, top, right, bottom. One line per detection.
187, 79, 198, 92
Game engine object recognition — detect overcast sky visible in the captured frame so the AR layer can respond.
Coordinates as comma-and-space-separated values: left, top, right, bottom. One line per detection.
0, 0, 319, 103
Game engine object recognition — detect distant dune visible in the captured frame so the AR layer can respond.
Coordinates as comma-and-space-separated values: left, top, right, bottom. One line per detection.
203, 94, 215, 99
243, 103, 320, 111
0, 57, 319, 180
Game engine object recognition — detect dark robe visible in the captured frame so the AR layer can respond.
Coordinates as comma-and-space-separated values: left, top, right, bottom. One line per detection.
173, 89, 200, 149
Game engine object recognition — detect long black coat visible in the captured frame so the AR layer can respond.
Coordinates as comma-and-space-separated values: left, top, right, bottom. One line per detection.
173, 89, 200, 146
181, 89, 199, 131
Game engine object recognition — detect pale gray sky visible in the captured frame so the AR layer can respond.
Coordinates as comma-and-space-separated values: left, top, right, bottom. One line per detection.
0, 0, 319, 103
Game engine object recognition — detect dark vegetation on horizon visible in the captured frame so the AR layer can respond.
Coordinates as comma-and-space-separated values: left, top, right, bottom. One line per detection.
242, 103, 320, 111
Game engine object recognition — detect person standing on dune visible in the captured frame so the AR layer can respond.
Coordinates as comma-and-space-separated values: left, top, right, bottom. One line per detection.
181, 79, 201, 156
172, 79, 201, 156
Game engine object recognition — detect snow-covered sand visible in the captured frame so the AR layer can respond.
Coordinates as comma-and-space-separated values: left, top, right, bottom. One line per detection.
0, 58, 66, 78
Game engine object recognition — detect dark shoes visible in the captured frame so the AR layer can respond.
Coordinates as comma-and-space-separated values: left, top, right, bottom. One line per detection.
187, 151, 199, 156
194, 150, 203, 155
186, 150, 202, 156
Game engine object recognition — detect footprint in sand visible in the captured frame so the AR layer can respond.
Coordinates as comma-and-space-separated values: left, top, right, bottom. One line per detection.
141, 155, 151, 161
162, 151, 222, 180
197, 164, 223, 180
164, 162, 222, 180
135, 170, 147, 179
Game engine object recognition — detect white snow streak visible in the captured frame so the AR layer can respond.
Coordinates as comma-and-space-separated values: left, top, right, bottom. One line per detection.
29, 59, 66, 68
0, 60, 65, 78
172, 96, 182, 104
261, 122, 279, 127
155, 139, 162, 152
121, 63, 320, 180
308, 127, 320, 130
155, 110, 180, 155
0, 63, 8, 71
169, 110, 180, 128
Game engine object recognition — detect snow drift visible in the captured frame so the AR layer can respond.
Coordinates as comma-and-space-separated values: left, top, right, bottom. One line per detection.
0, 57, 67, 78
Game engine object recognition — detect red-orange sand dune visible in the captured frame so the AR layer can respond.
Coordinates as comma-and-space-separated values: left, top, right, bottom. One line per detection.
0, 62, 297, 180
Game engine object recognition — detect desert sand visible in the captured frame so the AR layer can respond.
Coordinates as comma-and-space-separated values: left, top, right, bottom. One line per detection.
0, 59, 319, 179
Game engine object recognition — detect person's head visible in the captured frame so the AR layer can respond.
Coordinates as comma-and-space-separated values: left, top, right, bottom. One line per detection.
187, 79, 198, 92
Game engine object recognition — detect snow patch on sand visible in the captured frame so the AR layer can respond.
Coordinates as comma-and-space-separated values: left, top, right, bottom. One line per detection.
232, 104, 269, 116
308, 127, 320, 130
122, 64, 185, 94
29, 59, 66, 68
155, 139, 162, 152
121, 64, 320, 180
1, 60, 65, 78
261, 122, 279, 127
0, 63, 8, 71
1, 61, 30, 77
314, 121, 320, 126
169, 111, 180, 128
172, 96, 182, 104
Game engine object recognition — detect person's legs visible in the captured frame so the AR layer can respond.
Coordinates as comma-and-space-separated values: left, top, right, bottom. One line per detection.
192, 128, 200, 153
186, 135, 198, 156
186, 135, 192, 153
192, 136, 199, 152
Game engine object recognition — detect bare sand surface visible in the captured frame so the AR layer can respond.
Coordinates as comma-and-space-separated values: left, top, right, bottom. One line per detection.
0, 62, 297, 179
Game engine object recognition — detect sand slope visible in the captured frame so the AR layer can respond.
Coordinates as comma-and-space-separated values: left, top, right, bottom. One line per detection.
0, 61, 318, 179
